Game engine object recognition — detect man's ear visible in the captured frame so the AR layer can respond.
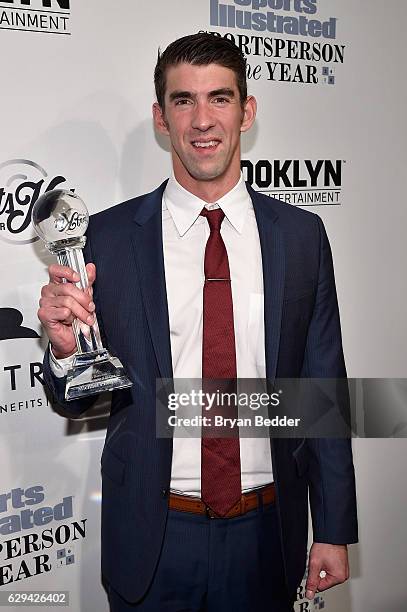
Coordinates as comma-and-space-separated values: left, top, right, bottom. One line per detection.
240, 95, 257, 133
153, 102, 169, 135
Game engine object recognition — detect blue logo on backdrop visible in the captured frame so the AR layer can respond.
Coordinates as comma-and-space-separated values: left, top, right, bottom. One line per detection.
0, 0, 71, 35
206, 0, 344, 85
0, 484, 87, 585
210, 0, 336, 38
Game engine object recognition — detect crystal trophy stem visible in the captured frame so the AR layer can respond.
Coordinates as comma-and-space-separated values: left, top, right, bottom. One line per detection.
52, 237, 104, 355
48, 236, 132, 401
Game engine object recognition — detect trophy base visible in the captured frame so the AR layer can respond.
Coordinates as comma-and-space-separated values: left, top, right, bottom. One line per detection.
65, 350, 132, 401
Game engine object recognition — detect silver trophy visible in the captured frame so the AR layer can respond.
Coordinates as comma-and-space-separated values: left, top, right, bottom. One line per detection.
32, 189, 132, 401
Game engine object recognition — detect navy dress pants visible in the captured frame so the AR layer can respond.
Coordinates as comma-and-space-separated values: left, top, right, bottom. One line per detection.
108, 499, 296, 612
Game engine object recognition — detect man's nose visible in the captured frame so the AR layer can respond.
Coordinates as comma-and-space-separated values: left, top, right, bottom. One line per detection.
191, 101, 216, 131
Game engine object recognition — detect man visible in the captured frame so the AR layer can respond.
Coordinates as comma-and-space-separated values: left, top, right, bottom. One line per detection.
39, 33, 358, 611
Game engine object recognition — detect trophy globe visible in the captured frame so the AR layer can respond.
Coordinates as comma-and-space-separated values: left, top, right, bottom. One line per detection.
32, 189, 132, 401
32, 189, 88, 248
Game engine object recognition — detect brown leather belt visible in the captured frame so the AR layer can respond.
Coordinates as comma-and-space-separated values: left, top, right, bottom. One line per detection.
169, 483, 276, 519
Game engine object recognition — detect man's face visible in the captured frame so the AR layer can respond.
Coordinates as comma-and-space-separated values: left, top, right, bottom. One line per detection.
153, 62, 256, 192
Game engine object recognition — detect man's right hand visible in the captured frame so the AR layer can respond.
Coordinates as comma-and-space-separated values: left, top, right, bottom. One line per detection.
38, 263, 97, 359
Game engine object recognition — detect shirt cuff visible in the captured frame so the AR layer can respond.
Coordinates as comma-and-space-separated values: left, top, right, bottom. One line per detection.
49, 345, 77, 378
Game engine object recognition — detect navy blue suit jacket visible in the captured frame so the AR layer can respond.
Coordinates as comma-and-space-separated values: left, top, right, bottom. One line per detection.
43, 181, 358, 603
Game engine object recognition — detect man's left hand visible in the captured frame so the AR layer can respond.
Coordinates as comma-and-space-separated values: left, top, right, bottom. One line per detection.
305, 542, 349, 600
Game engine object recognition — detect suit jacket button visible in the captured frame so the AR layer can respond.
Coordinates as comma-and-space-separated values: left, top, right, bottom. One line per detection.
161, 488, 169, 498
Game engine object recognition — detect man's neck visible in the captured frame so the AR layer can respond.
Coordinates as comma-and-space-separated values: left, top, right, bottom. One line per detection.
172, 169, 242, 203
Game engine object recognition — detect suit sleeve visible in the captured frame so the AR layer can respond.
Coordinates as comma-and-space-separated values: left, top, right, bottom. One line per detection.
301, 215, 358, 544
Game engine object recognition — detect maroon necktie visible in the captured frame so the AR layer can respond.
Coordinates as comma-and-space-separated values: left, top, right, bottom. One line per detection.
200, 207, 241, 516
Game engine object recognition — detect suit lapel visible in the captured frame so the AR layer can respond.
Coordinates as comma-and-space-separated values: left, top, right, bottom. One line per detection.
248, 185, 285, 382
131, 181, 173, 380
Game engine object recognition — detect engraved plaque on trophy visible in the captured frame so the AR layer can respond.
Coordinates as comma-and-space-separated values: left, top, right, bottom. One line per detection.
32, 189, 132, 400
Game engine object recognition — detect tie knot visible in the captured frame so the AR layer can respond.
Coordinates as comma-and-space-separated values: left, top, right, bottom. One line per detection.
200, 207, 225, 231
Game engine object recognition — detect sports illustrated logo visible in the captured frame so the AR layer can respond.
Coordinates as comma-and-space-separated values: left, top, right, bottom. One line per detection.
242, 158, 343, 206
0, 484, 87, 585
0, 159, 73, 245
0, 0, 70, 35
205, 0, 345, 85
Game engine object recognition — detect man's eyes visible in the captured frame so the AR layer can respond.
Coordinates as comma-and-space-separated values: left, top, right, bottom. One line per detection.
174, 97, 230, 106
175, 99, 192, 105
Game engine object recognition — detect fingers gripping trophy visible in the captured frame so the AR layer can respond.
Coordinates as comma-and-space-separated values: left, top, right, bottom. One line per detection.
32, 189, 132, 400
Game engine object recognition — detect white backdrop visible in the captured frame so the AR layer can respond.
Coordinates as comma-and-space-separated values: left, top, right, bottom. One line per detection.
1, 1, 406, 610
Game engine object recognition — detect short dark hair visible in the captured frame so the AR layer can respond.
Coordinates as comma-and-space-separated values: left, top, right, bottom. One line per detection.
154, 33, 247, 109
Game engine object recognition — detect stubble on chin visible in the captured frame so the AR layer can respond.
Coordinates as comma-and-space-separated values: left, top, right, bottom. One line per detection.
180, 153, 229, 183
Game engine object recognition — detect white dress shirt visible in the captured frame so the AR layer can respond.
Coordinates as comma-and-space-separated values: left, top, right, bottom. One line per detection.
163, 174, 273, 495
50, 174, 274, 495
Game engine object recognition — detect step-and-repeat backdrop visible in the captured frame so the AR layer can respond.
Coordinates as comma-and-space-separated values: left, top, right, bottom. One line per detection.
1, 1, 406, 611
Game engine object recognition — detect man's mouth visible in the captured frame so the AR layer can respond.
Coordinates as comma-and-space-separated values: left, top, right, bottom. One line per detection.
191, 140, 220, 150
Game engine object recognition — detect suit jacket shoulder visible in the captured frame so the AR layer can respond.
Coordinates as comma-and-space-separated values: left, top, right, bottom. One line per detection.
89, 180, 168, 235
247, 184, 321, 232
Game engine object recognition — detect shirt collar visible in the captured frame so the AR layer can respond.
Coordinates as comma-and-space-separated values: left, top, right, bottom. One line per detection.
163, 173, 250, 237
